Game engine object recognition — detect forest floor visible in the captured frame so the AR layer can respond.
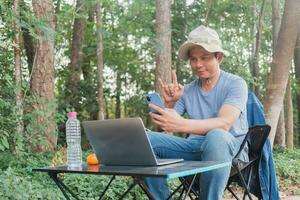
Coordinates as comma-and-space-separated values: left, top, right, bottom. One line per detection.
222, 184, 300, 199
223, 195, 300, 200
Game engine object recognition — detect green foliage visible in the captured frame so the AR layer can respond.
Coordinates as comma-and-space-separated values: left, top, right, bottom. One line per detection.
0, 167, 63, 200
19, 15, 55, 42
0, 151, 65, 200
273, 147, 300, 185
0, 54, 20, 152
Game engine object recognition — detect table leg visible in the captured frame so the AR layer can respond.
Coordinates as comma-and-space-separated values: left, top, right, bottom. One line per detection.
118, 180, 137, 200
48, 172, 80, 200
166, 181, 184, 200
137, 180, 155, 200
117, 176, 156, 200
98, 175, 116, 200
182, 174, 197, 200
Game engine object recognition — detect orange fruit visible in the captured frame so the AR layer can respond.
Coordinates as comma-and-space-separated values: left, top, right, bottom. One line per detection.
88, 164, 99, 172
86, 153, 99, 165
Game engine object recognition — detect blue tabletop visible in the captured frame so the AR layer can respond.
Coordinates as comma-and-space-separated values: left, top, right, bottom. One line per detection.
33, 161, 231, 180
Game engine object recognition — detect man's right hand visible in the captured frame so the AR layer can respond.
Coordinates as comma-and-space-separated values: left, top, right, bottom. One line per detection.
159, 70, 184, 108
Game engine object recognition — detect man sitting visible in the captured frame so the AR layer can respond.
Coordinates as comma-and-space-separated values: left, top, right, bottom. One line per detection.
145, 25, 249, 200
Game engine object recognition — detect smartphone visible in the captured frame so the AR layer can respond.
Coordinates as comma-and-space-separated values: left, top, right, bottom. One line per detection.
144, 93, 165, 114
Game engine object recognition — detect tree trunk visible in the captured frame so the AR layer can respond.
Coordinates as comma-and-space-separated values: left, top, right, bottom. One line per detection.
251, 0, 266, 96
65, 0, 86, 109
263, 0, 300, 147
22, 28, 35, 74
272, 0, 281, 52
13, 0, 24, 140
295, 37, 300, 147
249, 1, 256, 92
20, 0, 35, 74
272, 0, 285, 146
155, 0, 172, 94
172, 0, 187, 83
286, 77, 293, 149
95, 2, 105, 120
105, 96, 109, 119
80, 10, 97, 120
115, 72, 121, 119
31, 0, 57, 151
274, 107, 286, 146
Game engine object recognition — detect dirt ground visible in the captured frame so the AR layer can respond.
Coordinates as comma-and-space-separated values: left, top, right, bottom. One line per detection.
222, 191, 300, 200
221, 184, 300, 200
223, 194, 300, 200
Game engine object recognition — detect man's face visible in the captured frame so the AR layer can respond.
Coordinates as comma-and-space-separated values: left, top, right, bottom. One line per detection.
188, 46, 223, 79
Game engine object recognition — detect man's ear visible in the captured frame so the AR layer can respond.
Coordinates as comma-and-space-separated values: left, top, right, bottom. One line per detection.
216, 52, 224, 64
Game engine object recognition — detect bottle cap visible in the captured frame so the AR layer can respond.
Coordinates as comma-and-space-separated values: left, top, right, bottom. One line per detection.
68, 112, 77, 118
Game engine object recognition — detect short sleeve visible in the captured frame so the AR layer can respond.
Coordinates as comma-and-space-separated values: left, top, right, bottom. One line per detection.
223, 78, 248, 112
174, 96, 186, 115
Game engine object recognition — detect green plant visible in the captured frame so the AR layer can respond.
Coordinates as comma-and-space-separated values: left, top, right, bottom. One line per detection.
273, 147, 300, 187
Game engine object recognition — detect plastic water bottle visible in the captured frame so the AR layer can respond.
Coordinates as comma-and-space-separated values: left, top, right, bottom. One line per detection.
66, 112, 82, 169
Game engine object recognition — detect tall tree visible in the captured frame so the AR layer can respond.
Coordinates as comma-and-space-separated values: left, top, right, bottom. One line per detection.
171, 0, 187, 83
13, 0, 24, 140
274, 109, 286, 146
31, 0, 57, 151
286, 77, 293, 149
95, 2, 105, 120
272, 0, 285, 147
20, 0, 35, 74
65, 0, 86, 110
249, 1, 256, 92
81, 9, 98, 120
250, 0, 266, 96
155, 0, 172, 94
272, 0, 281, 51
115, 72, 121, 118
294, 37, 300, 147
263, 0, 300, 146
22, 27, 35, 74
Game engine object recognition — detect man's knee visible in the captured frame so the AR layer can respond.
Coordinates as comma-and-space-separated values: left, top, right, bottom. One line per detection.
147, 131, 162, 145
202, 129, 238, 158
206, 128, 235, 143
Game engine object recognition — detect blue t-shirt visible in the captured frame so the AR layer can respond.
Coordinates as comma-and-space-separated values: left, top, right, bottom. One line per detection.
174, 70, 248, 139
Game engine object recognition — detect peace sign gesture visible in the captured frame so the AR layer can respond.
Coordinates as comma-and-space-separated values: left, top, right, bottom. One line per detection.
159, 70, 184, 107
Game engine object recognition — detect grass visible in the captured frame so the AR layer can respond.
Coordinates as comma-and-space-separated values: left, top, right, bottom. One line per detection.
273, 146, 300, 196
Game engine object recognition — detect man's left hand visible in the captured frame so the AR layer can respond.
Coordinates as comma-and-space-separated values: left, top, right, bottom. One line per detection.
149, 104, 186, 133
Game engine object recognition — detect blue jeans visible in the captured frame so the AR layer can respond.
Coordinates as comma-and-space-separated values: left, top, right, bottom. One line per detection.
144, 129, 248, 200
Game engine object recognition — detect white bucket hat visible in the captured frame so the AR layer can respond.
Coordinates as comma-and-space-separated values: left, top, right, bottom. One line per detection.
178, 25, 228, 61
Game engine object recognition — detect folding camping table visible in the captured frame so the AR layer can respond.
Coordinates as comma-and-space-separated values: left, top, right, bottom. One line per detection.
33, 160, 231, 200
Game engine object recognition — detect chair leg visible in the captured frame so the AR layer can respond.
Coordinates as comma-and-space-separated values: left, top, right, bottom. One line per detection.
243, 191, 247, 200
247, 166, 253, 189
235, 166, 253, 200
226, 186, 240, 200
243, 167, 253, 200
178, 187, 185, 200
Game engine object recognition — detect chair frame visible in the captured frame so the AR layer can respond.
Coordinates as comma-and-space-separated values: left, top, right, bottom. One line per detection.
175, 124, 271, 200
226, 124, 270, 200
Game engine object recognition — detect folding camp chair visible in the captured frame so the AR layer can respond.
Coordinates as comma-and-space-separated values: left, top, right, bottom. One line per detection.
226, 124, 270, 200
175, 124, 271, 200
